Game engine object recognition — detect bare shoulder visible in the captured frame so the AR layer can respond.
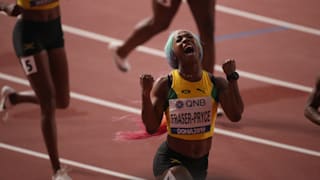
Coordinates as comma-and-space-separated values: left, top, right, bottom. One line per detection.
209, 74, 227, 92
156, 75, 169, 83
153, 75, 170, 97
154, 75, 169, 88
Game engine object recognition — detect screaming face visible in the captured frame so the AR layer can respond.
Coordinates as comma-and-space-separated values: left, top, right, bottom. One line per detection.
183, 43, 195, 56
174, 31, 198, 58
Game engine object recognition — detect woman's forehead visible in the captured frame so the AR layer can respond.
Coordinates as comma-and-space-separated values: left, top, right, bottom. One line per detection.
175, 30, 193, 36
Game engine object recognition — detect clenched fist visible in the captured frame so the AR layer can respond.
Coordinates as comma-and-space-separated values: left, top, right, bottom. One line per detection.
222, 59, 236, 76
140, 74, 154, 96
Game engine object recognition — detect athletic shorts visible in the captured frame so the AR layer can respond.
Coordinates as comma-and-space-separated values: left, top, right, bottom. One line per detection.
13, 17, 64, 57
153, 141, 209, 180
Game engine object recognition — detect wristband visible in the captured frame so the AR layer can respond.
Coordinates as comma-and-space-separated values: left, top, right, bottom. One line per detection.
227, 71, 239, 81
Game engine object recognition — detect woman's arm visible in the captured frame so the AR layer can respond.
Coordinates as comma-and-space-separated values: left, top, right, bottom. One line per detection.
304, 77, 320, 125
140, 74, 169, 134
217, 59, 244, 122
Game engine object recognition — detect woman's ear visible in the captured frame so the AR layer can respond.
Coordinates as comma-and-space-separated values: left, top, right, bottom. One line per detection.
170, 53, 179, 69
173, 54, 177, 61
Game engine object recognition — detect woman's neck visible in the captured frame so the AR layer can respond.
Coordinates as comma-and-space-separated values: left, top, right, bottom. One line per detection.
179, 65, 202, 82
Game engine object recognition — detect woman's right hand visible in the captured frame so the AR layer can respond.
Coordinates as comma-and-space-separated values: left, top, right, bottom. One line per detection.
140, 74, 154, 96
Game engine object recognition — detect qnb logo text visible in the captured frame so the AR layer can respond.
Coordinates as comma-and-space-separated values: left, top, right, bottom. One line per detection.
175, 98, 207, 109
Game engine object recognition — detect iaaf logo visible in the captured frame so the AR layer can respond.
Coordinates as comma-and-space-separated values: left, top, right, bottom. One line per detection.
175, 98, 207, 109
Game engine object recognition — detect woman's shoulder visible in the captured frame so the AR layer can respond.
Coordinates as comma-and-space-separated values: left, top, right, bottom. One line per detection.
205, 72, 227, 90
155, 74, 171, 89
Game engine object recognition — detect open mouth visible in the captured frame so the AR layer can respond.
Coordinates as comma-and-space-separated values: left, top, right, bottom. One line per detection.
183, 44, 195, 55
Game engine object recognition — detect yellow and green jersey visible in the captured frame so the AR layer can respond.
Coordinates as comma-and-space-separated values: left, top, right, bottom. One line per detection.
165, 70, 219, 141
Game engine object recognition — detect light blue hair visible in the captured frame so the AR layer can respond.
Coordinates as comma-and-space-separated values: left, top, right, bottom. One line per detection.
164, 30, 203, 69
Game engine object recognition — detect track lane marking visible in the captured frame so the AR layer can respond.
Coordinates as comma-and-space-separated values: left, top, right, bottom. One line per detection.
216, 5, 320, 36
0, 72, 319, 158
1, 3, 319, 179
0, 143, 145, 180
62, 24, 313, 93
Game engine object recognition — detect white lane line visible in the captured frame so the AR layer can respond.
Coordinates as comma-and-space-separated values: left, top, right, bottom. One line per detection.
62, 25, 313, 93
216, 5, 320, 36
71, 92, 140, 114
1, 4, 319, 177
215, 129, 320, 157
0, 143, 145, 180
0, 72, 319, 158
237, 69, 312, 93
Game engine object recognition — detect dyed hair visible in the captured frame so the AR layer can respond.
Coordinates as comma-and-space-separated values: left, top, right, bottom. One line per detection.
164, 30, 203, 69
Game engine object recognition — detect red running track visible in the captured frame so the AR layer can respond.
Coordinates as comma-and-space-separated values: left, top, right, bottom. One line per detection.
0, 0, 320, 179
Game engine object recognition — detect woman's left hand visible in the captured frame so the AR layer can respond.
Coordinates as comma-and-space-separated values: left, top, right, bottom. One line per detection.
222, 59, 236, 75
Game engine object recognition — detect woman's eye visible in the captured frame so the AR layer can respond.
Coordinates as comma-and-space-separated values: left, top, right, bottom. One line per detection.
186, 34, 193, 39
176, 36, 182, 42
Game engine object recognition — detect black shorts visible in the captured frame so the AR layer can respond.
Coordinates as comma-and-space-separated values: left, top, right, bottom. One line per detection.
153, 141, 209, 180
13, 17, 64, 57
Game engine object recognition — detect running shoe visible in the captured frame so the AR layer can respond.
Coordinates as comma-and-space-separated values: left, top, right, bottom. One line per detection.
109, 43, 131, 72
0, 86, 16, 122
52, 168, 72, 180
217, 107, 224, 117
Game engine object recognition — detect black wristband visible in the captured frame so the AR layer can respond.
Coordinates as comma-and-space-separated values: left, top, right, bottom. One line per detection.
227, 71, 239, 81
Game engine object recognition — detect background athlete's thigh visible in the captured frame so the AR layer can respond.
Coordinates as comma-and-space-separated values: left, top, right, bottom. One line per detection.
47, 47, 70, 108
152, 0, 182, 24
22, 51, 55, 106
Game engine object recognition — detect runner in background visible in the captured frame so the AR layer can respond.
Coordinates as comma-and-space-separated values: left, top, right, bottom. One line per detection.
304, 76, 320, 125
0, 1, 71, 179
109, 0, 216, 74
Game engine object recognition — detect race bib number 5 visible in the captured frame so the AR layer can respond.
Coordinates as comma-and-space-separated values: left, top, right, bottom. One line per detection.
20, 56, 37, 75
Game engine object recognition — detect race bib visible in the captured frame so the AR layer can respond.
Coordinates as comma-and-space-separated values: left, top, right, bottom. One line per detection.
20, 56, 37, 75
169, 96, 212, 135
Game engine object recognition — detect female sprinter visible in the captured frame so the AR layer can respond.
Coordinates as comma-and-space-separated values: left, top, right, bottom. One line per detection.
140, 29, 244, 180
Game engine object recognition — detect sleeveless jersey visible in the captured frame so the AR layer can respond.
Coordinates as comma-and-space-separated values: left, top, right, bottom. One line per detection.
17, 0, 59, 10
165, 70, 219, 140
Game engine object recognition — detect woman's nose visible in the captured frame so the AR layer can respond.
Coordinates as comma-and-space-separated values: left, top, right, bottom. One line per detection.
182, 37, 190, 43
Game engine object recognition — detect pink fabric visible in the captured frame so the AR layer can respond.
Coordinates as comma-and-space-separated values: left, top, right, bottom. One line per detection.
115, 116, 167, 141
